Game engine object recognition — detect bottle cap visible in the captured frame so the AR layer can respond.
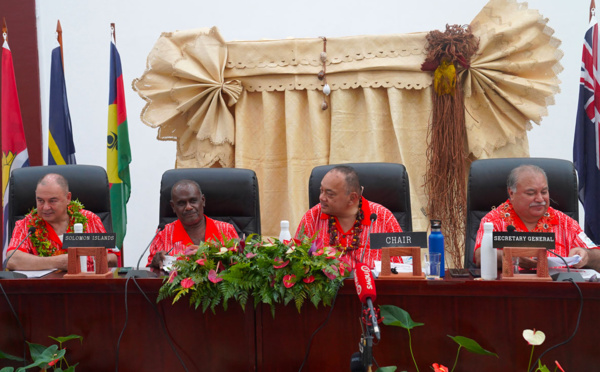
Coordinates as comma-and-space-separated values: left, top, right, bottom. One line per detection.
483, 222, 493, 232
430, 220, 442, 229
280, 220, 289, 229
74, 223, 83, 234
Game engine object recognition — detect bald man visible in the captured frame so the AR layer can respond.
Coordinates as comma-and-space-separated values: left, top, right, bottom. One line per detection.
474, 164, 600, 270
6, 173, 117, 271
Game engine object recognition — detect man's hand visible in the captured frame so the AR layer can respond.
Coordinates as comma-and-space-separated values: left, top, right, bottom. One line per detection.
518, 257, 538, 270
569, 247, 590, 269
149, 251, 166, 271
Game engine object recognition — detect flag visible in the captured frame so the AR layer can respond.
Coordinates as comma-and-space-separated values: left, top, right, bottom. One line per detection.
107, 34, 131, 251
48, 44, 76, 165
2, 37, 30, 261
574, 4, 600, 244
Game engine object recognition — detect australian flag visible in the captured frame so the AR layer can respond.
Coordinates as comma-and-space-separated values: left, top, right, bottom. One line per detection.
574, 10, 600, 245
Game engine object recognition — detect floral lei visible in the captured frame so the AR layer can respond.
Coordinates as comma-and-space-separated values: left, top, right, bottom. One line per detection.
328, 197, 364, 252
26, 199, 88, 257
497, 200, 555, 232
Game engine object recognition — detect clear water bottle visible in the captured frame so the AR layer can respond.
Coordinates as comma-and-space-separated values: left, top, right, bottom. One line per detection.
279, 220, 292, 242
428, 220, 445, 278
480, 222, 497, 280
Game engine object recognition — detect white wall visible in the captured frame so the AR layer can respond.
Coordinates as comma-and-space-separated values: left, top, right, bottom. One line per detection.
34, 0, 590, 266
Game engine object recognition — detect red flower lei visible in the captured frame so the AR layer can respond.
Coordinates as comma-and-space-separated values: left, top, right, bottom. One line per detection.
497, 200, 556, 232
26, 200, 88, 257
328, 197, 364, 252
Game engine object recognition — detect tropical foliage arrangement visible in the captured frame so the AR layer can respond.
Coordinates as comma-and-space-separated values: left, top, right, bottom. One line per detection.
157, 234, 352, 315
376, 305, 497, 372
0, 334, 82, 372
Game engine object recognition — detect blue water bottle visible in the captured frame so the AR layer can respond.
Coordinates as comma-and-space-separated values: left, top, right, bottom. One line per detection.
429, 220, 445, 278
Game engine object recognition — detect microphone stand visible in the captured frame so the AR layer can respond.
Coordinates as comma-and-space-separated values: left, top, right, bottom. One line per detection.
359, 310, 374, 372
547, 249, 584, 282
356, 213, 379, 371
0, 228, 36, 279
126, 225, 165, 278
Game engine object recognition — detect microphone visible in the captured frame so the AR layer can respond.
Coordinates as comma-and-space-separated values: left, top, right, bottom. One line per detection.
359, 213, 377, 263
547, 249, 584, 282
0, 227, 36, 279
126, 223, 165, 278
507, 225, 516, 233
354, 262, 380, 341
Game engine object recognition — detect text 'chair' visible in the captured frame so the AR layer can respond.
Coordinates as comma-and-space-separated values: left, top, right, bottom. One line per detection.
8, 165, 113, 240
159, 168, 261, 237
308, 162, 412, 232
465, 158, 579, 269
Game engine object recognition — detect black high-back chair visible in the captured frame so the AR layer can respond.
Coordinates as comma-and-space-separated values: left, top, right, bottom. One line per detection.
159, 168, 261, 237
465, 158, 579, 269
7, 165, 113, 239
308, 162, 412, 232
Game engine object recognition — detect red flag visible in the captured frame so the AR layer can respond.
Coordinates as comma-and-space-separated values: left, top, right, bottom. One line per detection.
1, 33, 30, 261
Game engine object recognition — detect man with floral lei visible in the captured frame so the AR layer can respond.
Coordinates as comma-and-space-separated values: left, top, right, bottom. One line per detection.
6, 173, 118, 271
147, 179, 239, 272
474, 164, 600, 270
295, 165, 402, 269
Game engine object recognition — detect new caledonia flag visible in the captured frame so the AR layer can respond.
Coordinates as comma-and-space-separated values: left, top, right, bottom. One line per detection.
107, 26, 131, 251
2, 32, 30, 260
574, 2, 600, 245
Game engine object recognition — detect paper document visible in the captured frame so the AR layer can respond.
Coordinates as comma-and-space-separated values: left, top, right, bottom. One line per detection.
13, 269, 56, 278
373, 260, 415, 277
547, 255, 580, 268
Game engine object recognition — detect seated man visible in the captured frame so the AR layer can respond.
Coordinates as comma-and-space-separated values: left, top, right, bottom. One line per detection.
148, 179, 239, 270
474, 164, 600, 270
295, 165, 402, 268
6, 173, 118, 271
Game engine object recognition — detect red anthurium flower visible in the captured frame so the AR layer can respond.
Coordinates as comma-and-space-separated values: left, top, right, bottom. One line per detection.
196, 258, 206, 266
168, 270, 178, 283
283, 274, 296, 288
238, 240, 246, 253
246, 252, 257, 259
322, 268, 336, 280
432, 363, 449, 372
303, 275, 315, 283
208, 269, 223, 283
180, 277, 195, 289
273, 257, 290, 269
292, 238, 303, 246
48, 354, 59, 366
313, 249, 324, 256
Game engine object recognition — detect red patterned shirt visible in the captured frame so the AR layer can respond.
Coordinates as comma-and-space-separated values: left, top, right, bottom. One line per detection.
474, 199, 598, 258
147, 216, 239, 265
295, 197, 402, 268
7, 209, 108, 270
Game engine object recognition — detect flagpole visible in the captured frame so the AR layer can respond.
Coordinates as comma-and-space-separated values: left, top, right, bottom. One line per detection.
2, 18, 7, 44
56, 20, 64, 69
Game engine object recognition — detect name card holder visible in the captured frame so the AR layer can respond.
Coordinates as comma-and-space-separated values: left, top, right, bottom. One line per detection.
501, 247, 551, 281
64, 247, 112, 279
379, 247, 425, 280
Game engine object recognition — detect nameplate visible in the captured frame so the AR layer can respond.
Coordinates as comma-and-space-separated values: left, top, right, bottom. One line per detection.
370, 232, 428, 250
63, 233, 117, 249
492, 232, 555, 250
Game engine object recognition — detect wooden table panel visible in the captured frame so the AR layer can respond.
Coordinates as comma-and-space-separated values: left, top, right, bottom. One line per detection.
1, 274, 599, 371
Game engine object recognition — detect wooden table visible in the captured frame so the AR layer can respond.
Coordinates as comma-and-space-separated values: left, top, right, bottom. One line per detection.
1, 272, 598, 371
